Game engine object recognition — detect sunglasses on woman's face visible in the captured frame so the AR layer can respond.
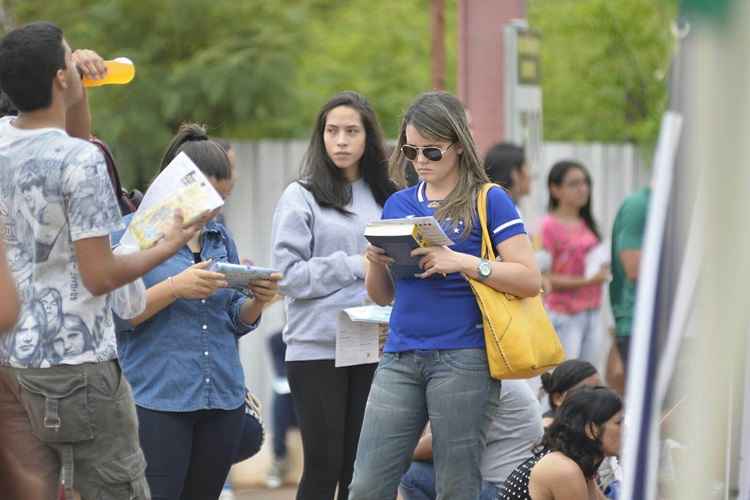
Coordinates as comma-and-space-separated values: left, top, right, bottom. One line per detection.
401, 143, 455, 162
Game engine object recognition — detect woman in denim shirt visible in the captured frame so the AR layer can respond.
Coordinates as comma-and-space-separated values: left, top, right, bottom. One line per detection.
114, 124, 280, 500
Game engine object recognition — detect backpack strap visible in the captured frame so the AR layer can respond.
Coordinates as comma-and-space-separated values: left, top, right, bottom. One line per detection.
89, 137, 139, 215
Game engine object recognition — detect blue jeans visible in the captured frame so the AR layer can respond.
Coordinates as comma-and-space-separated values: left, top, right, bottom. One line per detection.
400, 461, 501, 500
349, 349, 491, 500
549, 309, 602, 368
400, 461, 435, 500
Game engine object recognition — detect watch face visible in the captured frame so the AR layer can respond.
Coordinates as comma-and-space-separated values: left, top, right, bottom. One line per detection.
479, 260, 492, 278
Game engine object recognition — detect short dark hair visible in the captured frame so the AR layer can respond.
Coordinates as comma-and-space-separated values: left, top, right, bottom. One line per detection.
484, 142, 525, 189
0, 22, 67, 112
0, 90, 19, 117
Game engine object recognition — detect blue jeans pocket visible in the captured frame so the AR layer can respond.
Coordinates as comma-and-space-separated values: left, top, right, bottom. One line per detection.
377, 352, 399, 371
440, 349, 488, 374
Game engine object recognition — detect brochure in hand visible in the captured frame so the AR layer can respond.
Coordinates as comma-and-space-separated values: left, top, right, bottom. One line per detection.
119, 152, 224, 250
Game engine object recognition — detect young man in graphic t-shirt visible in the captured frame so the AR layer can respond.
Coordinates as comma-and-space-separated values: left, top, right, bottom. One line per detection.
0, 22, 208, 500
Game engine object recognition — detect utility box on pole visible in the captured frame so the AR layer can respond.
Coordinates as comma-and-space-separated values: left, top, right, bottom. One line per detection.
504, 20, 543, 170
503, 19, 543, 230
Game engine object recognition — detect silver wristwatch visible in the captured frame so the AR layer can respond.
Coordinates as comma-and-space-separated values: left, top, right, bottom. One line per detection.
477, 258, 492, 280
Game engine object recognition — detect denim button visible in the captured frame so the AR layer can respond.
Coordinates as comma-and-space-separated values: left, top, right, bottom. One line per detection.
204, 351, 209, 356
205, 378, 210, 383
202, 325, 207, 330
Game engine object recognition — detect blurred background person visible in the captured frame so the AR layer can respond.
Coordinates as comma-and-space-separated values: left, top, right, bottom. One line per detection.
541, 160, 608, 367
483, 142, 530, 207
265, 329, 298, 489
609, 185, 650, 377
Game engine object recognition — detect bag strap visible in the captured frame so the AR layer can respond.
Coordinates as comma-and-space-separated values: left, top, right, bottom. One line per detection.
89, 137, 139, 215
477, 183, 498, 261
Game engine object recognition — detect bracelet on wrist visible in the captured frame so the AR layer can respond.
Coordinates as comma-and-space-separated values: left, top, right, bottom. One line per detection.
167, 276, 179, 300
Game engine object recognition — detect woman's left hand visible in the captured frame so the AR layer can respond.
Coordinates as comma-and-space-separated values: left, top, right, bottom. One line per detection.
247, 273, 283, 304
411, 246, 472, 279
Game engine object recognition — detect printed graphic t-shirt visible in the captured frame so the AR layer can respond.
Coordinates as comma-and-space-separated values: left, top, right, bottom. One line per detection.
0, 117, 123, 368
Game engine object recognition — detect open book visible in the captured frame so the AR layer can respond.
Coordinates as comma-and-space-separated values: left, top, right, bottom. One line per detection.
119, 152, 224, 250
364, 216, 453, 279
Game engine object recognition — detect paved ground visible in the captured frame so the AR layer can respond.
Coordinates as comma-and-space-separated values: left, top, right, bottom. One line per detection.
236, 486, 297, 499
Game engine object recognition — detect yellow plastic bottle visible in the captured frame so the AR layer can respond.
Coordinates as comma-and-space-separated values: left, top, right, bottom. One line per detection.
82, 57, 135, 88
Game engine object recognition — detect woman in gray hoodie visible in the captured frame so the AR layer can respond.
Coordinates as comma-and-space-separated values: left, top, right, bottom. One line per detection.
271, 91, 396, 500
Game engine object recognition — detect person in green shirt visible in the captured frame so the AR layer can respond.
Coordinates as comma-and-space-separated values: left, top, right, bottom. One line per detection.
609, 187, 651, 370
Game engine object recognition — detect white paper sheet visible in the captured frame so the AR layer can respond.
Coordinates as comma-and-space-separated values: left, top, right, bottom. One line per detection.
334, 305, 391, 367
585, 242, 611, 279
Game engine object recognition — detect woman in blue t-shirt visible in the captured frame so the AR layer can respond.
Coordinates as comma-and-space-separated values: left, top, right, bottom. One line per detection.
349, 91, 542, 500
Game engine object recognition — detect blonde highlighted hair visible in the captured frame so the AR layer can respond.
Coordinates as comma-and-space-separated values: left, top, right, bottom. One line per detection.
390, 91, 489, 237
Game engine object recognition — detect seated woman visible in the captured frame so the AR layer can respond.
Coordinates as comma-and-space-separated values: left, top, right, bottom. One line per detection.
540, 359, 600, 427
501, 386, 622, 500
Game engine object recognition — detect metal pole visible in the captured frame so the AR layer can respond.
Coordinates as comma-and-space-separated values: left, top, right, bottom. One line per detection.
431, 0, 445, 90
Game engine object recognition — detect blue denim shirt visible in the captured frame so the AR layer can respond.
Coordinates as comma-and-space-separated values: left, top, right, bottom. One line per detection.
113, 217, 258, 412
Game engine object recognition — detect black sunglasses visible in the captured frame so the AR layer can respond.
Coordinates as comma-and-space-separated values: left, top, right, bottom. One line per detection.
401, 143, 455, 162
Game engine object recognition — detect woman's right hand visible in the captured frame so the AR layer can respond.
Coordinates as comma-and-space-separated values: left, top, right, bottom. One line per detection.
589, 265, 610, 285
365, 244, 394, 267
171, 260, 229, 299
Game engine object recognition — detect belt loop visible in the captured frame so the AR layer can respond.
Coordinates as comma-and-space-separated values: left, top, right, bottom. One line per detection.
44, 397, 61, 431
61, 444, 75, 500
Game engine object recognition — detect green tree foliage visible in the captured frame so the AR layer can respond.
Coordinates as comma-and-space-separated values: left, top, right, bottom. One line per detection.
10, 0, 457, 188
13, 0, 316, 188
5, 0, 675, 188
294, 1, 457, 142
528, 0, 678, 145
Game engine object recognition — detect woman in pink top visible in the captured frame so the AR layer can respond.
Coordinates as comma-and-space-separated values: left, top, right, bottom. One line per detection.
541, 160, 608, 367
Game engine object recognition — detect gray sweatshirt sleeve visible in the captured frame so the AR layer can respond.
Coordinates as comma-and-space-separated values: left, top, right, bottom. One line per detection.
271, 184, 365, 300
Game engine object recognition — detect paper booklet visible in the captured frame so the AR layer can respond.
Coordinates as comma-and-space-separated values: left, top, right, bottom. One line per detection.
364, 216, 454, 279
585, 242, 611, 280
119, 152, 224, 250
335, 305, 392, 368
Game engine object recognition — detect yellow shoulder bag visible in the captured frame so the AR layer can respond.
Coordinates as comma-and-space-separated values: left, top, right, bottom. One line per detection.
465, 183, 565, 379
